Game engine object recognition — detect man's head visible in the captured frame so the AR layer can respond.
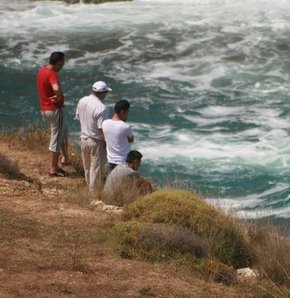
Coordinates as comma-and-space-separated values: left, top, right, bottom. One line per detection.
114, 99, 130, 121
49, 52, 65, 72
126, 150, 143, 171
92, 81, 112, 100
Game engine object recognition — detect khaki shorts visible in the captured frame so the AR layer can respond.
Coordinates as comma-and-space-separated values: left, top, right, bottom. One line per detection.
42, 108, 68, 153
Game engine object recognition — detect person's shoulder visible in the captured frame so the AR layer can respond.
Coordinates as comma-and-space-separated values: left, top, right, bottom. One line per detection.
101, 102, 109, 112
102, 119, 112, 129
120, 121, 131, 129
78, 95, 90, 103
99, 101, 108, 111
103, 118, 112, 124
120, 164, 135, 174
37, 66, 49, 75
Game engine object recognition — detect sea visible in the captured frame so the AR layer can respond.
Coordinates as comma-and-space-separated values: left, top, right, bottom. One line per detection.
1, 0, 290, 227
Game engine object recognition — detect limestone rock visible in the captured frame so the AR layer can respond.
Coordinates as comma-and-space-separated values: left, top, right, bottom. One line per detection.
236, 267, 259, 281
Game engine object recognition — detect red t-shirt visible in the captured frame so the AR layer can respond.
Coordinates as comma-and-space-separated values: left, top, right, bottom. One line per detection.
37, 66, 64, 111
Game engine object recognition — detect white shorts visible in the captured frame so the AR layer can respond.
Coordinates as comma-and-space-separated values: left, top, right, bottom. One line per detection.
42, 108, 68, 153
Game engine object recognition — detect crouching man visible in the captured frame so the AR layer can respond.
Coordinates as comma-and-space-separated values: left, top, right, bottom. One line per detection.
103, 150, 153, 205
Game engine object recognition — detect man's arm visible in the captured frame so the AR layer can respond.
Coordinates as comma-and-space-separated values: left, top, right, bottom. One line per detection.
128, 134, 134, 143
99, 128, 105, 141
50, 83, 64, 104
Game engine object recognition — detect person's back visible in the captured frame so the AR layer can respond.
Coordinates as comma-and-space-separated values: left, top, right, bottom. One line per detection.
103, 163, 139, 197
102, 99, 134, 170
77, 94, 108, 141
75, 81, 111, 192
102, 119, 132, 164
103, 150, 153, 205
37, 67, 64, 111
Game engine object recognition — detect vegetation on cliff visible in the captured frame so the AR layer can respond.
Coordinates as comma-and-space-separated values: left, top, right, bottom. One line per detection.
0, 128, 289, 297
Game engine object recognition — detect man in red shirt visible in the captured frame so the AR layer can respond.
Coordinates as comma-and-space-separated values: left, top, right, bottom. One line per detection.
37, 52, 68, 177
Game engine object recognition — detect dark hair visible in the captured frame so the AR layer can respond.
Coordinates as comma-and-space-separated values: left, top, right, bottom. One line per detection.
114, 100, 130, 114
126, 150, 143, 164
49, 52, 65, 65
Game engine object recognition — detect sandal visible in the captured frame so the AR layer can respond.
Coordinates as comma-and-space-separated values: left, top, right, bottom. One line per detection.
49, 168, 68, 177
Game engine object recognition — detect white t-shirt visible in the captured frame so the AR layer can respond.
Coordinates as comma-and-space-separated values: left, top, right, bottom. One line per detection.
102, 119, 133, 164
75, 94, 109, 140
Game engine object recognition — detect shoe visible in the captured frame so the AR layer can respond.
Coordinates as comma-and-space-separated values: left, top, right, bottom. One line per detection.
49, 168, 68, 177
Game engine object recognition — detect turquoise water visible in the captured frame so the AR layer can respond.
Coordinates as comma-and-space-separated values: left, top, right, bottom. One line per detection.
1, 0, 290, 224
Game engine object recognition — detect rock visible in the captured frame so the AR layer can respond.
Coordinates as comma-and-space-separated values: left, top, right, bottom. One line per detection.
90, 200, 105, 208
236, 267, 259, 282
90, 200, 122, 212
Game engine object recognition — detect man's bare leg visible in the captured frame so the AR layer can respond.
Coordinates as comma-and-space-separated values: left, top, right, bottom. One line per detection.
60, 141, 68, 165
50, 151, 60, 174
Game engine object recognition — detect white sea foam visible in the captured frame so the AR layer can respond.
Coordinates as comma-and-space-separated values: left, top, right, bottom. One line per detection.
206, 184, 290, 218
1, 0, 290, 221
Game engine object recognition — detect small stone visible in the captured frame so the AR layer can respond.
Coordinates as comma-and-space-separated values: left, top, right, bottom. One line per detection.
90, 200, 105, 207
237, 267, 259, 281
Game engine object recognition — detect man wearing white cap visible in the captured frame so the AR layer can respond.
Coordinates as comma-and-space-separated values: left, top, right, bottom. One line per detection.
75, 81, 111, 192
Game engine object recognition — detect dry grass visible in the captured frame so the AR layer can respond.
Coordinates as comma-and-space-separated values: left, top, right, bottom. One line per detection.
1, 123, 49, 152
247, 221, 290, 289
101, 181, 149, 207
0, 152, 22, 179
0, 207, 114, 274
201, 259, 237, 285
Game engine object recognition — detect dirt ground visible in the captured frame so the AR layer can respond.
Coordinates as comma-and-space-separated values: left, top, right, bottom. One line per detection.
0, 139, 252, 298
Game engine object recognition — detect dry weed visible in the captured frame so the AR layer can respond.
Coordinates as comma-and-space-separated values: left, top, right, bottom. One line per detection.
0, 152, 22, 179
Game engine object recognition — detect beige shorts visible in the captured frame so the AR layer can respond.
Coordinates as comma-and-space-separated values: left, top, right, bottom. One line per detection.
42, 108, 68, 153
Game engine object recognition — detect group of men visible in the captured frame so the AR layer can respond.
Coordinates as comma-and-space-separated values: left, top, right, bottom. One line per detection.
36, 51, 152, 197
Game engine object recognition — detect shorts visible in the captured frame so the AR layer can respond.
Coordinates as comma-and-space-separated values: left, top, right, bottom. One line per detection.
42, 108, 68, 153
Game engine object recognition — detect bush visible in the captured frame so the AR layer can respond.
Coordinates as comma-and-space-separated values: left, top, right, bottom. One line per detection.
123, 188, 252, 268
113, 221, 207, 262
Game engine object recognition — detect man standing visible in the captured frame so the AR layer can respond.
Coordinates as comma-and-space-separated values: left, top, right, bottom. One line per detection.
102, 100, 134, 171
75, 81, 111, 192
37, 51, 68, 177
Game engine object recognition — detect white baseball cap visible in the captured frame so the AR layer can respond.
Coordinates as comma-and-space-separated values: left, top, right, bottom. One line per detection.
92, 81, 112, 93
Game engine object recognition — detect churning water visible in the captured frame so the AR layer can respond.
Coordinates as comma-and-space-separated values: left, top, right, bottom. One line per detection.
1, 0, 290, 224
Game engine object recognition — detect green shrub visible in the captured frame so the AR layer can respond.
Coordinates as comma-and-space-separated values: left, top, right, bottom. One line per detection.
113, 221, 207, 262
123, 188, 252, 268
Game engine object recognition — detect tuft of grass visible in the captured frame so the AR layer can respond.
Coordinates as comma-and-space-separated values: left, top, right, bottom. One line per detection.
201, 259, 237, 285
112, 221, 207, 262
0, 152, 22, 179
101, 181, 149, 207
2, 122, 50, 152
122, 188, 252, 268
247, 221, 290, 287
